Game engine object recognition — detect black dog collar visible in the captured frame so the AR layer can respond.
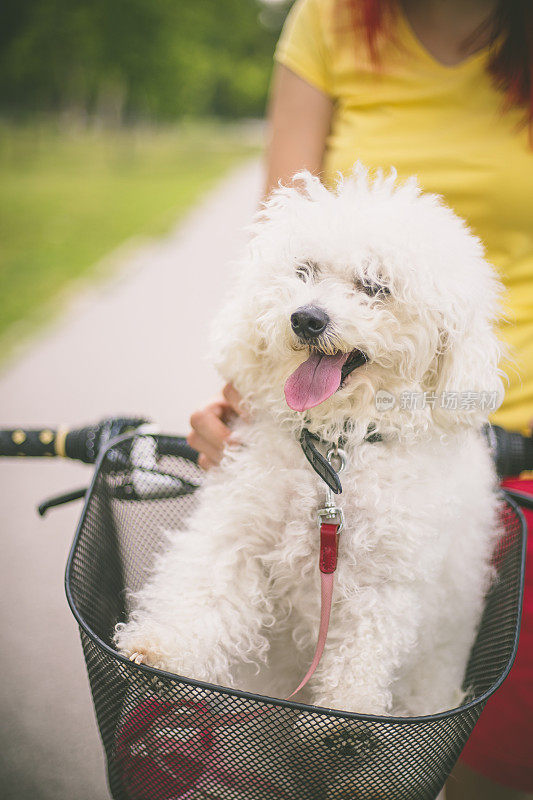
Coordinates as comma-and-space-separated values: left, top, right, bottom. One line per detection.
299, 427, 383, 495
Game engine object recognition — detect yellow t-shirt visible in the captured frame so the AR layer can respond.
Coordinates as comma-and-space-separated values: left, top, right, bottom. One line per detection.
275, 0, 533, 431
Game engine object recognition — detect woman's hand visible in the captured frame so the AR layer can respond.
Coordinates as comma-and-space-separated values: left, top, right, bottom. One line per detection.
187, 383, 248, 470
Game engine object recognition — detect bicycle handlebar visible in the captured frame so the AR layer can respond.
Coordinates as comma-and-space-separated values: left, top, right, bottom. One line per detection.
0, 416, 530, 516
0, 418, 530, 476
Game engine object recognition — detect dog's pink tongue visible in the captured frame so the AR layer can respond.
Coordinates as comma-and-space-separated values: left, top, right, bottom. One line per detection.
284, 351, 349, 411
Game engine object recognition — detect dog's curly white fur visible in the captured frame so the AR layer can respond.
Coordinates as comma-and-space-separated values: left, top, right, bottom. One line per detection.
114, 165, 503, 717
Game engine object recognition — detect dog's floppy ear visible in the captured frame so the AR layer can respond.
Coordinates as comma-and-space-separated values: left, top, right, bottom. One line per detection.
423, 312, 504, 430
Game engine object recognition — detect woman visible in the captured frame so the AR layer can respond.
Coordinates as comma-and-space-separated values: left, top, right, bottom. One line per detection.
187, 1, 533, 797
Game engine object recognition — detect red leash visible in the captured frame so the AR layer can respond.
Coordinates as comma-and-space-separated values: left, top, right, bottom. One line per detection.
286, 446, 346, 699
286, 520, 340, 699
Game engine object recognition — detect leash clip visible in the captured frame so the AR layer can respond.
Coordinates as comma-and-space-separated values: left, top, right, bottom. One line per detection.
317, 504, 345, 533
317, 446, 346, 533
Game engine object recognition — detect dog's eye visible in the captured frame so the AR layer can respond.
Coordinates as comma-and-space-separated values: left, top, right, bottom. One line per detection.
355, 278, 390, 298
296, 261, 319, 281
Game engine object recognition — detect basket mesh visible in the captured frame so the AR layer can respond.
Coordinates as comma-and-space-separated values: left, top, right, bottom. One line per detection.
66, 435, 526, 800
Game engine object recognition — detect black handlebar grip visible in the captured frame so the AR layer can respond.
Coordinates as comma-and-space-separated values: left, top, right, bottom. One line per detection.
157, 435, 199, 463
489, 425, 533, 478
0, 425, 107, 461
0, 427, 62, 458
0, 417, 149, 462
0, 425, 102, 461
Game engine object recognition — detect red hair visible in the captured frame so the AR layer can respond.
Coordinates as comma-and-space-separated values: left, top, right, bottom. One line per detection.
344, 0, 533, 129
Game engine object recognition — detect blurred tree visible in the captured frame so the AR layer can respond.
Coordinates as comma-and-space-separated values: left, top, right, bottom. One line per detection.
0, 0, 291, 122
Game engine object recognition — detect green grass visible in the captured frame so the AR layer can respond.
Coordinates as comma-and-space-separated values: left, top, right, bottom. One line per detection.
0, 120, 261, 356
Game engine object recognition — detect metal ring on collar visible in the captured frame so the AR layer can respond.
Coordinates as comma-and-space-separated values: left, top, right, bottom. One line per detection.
326, 446, 346, 474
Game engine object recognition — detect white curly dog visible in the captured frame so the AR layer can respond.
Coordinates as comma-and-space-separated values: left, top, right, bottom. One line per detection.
115, 165, 504, 718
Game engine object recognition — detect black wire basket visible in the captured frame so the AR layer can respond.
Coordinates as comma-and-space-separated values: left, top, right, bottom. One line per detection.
66, 434, 527, 800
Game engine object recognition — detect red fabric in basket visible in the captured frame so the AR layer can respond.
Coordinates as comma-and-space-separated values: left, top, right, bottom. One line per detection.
116, 698, 212, 799
460, 479, 533, 792
116, 695, 289, 799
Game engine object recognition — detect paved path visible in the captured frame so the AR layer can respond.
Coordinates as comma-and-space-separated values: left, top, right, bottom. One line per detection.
0, 160, 262, 800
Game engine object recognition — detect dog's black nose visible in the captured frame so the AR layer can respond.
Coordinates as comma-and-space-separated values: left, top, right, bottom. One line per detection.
291, 305, 330, 339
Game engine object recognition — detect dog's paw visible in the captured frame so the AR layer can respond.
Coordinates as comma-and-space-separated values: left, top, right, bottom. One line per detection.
129, 651, 145, 665
117, 650, 171, 696
119, 643, 168, 670
112, 636, 176, 697
294, 714, 381, 760
293, 715, 385, 800
321, 726, 381, 760
113, 623, 168, 671
127, 652, 166, 691
114, 621, 173, 672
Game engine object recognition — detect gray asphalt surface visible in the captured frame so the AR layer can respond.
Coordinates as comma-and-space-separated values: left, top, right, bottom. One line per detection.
0, 160, 262, 800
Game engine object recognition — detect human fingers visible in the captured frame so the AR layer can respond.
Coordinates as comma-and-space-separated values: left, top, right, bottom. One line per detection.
187, 398, 238, 461
197, 453, 217, 471
187, 427, 229, 466
222, 382, 251, 421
